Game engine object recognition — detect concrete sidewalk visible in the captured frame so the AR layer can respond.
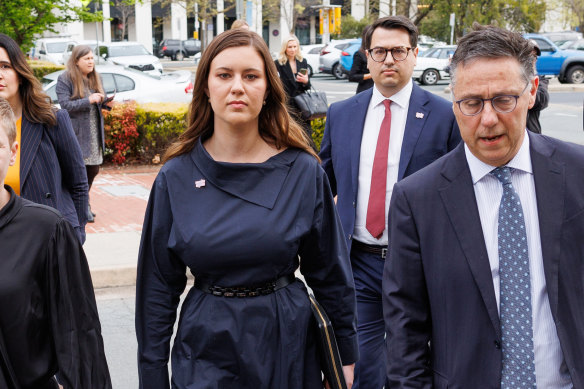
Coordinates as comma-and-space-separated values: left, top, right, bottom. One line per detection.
84, 165, 159, 288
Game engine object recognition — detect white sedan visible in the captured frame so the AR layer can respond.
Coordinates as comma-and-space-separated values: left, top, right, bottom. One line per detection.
413, 45, 456, 85
42, 64, 193, 105
301, 44, 324, 77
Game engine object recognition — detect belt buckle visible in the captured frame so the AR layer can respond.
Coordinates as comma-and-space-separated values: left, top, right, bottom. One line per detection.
381, 248, 387, 259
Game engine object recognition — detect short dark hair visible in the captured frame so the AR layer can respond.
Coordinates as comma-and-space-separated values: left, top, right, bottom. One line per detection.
364, 16, 418, 50
0, 98, 16, 145
450, 23, 535, 87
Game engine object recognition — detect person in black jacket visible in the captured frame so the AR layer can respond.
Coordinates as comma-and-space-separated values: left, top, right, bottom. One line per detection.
349, 26, 374, 94
274, 35, 313, 142
526, 39, 549, 134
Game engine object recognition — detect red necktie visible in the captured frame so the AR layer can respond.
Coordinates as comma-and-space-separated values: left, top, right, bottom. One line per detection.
366, 99, 391, 239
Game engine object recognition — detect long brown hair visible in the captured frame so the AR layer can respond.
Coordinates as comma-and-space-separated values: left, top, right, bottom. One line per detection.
164, 29, 317, 162
66, 45, 104, 98
0, 34, 56, 126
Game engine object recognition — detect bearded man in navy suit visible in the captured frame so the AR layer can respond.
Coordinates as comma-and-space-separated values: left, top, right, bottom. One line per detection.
319, 16, 460, 388
383, 24, 584, 388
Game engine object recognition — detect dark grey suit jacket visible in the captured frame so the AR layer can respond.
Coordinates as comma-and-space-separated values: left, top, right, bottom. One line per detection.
383, 132, 584, 388
55, 72, 106, 160
21, 111, 88, 243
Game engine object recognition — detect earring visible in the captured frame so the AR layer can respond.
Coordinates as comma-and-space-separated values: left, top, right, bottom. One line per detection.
263, 100, 266, 106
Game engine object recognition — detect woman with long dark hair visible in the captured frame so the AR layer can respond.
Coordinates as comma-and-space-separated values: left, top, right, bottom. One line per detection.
57, 44, 108, 223
0, 33, 88, 242
136, 29, 357, 389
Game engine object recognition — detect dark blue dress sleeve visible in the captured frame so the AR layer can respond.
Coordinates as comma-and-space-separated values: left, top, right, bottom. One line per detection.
298, 164, 358, 365
136, 172, 187, 389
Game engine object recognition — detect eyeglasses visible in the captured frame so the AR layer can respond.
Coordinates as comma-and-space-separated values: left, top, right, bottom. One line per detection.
455, 83, 531, 116
367, 46, 413, 62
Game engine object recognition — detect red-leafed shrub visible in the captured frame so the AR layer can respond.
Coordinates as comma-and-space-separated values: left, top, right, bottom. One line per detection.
103, 102, 140, 165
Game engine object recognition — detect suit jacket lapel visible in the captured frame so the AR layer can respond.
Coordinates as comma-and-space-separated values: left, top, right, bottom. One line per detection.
398, 83, 429, 180
20, 117, 43, 189
439, 144, 501, 337
350, 89, 373, 199
529, 133, 563, 318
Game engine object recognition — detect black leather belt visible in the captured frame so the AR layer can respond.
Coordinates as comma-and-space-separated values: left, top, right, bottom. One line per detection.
195, 274, 296, 298
352, 240, 388, 259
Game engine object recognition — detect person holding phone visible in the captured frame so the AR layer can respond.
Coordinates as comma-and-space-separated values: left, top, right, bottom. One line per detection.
274, 35, 314, 143
57, 44, 111, 223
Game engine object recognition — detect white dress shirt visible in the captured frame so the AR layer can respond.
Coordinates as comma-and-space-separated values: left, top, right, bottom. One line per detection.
353, 80, 413, 245
465, 132, 572, 388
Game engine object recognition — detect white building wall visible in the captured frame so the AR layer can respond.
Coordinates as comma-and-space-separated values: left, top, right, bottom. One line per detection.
351, 0, 366, 20
135, 0, 153, 50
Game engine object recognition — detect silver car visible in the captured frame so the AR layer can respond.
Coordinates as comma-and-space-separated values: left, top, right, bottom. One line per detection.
42, 64, 193, 105
319, 39, 358, 80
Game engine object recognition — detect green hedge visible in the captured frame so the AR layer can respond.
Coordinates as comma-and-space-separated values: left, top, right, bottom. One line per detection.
28, 60, 65, 80
103, 102, 325, 165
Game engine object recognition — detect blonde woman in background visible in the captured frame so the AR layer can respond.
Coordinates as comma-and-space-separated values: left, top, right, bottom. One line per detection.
274, 35, 314, 143
56, 45, 110, 223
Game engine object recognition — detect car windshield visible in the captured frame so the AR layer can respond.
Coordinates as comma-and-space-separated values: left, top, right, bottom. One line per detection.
46, 42, 69, 53
41, 77, 55, 87
108, 45, 150, 57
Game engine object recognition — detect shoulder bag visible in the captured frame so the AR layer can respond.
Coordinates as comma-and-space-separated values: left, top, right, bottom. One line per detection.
293, 88, 329, 121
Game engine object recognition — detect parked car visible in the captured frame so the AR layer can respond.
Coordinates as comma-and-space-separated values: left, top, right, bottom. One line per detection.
62, 40, 104, 65
559, 39, 584, 51
413, 45, 456, 85
31, 38, 77, 65
97, 42, 163, 76
300, 44, 324, 76
42, 64, 193, 105
319, 39, 358, 79
339, 39, 362, 75
524, 33, 584, 84
158, 39, 201, 60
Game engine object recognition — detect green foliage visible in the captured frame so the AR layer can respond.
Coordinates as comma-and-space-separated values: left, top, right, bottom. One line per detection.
415, 0, 546, 41
135, 103, 188, 162
311, 118, 325, 152
28, 61, 65, 80
0, 0, 102, 52
337, 15, 371, 39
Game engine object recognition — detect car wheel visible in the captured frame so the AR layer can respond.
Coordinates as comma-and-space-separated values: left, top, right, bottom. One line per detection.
176, 51, 185, 61
566, 65, 584, 84
421, 69, 439, 85
333, 63, 347, 80
307, 65, 313, 77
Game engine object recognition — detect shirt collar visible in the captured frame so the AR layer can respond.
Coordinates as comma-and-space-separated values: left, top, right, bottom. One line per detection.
465, 129, 533, 184
370, 79, 413, 109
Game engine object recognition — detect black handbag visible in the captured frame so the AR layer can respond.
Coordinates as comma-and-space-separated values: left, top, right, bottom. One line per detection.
293, 89, 329, 121
309, 294, 348, 389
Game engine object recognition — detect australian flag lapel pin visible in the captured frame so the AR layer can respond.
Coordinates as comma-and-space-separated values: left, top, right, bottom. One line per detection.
416, 112, 424, 119
195, 178, 206, 188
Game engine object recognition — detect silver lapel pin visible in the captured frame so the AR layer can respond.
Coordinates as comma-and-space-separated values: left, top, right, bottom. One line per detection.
195, 179, 206, 188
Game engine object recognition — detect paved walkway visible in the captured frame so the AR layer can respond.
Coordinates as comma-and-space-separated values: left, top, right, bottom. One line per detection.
85, 165, 159, 288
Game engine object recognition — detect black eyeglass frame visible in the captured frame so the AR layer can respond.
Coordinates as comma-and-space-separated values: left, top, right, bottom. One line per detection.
367, 46, 413, 62
454, 82, 531, 116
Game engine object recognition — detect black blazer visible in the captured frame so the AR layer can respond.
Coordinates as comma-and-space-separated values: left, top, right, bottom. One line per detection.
20, 111, 89, 243
274, 58, 311, 101
348, 50, 374, 94
56, 72, 106, 159
383, 133, 584, 388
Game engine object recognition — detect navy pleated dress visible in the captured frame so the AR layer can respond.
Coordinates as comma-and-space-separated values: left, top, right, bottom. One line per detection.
136, 140, 358, 389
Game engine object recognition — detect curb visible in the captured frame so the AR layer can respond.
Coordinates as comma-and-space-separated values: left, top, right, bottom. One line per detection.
91, 266, 137, 289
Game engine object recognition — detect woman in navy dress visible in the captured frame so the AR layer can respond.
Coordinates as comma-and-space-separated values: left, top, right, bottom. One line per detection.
136, 29, 358, 388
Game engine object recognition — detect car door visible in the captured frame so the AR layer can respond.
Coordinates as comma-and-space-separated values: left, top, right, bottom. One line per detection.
532, 37, 563, 75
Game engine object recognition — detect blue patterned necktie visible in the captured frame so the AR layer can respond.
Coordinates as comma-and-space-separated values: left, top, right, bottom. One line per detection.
491, 166, 537, 388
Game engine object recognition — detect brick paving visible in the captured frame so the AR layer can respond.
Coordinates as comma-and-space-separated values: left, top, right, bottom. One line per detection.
86, 165, 160, 234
